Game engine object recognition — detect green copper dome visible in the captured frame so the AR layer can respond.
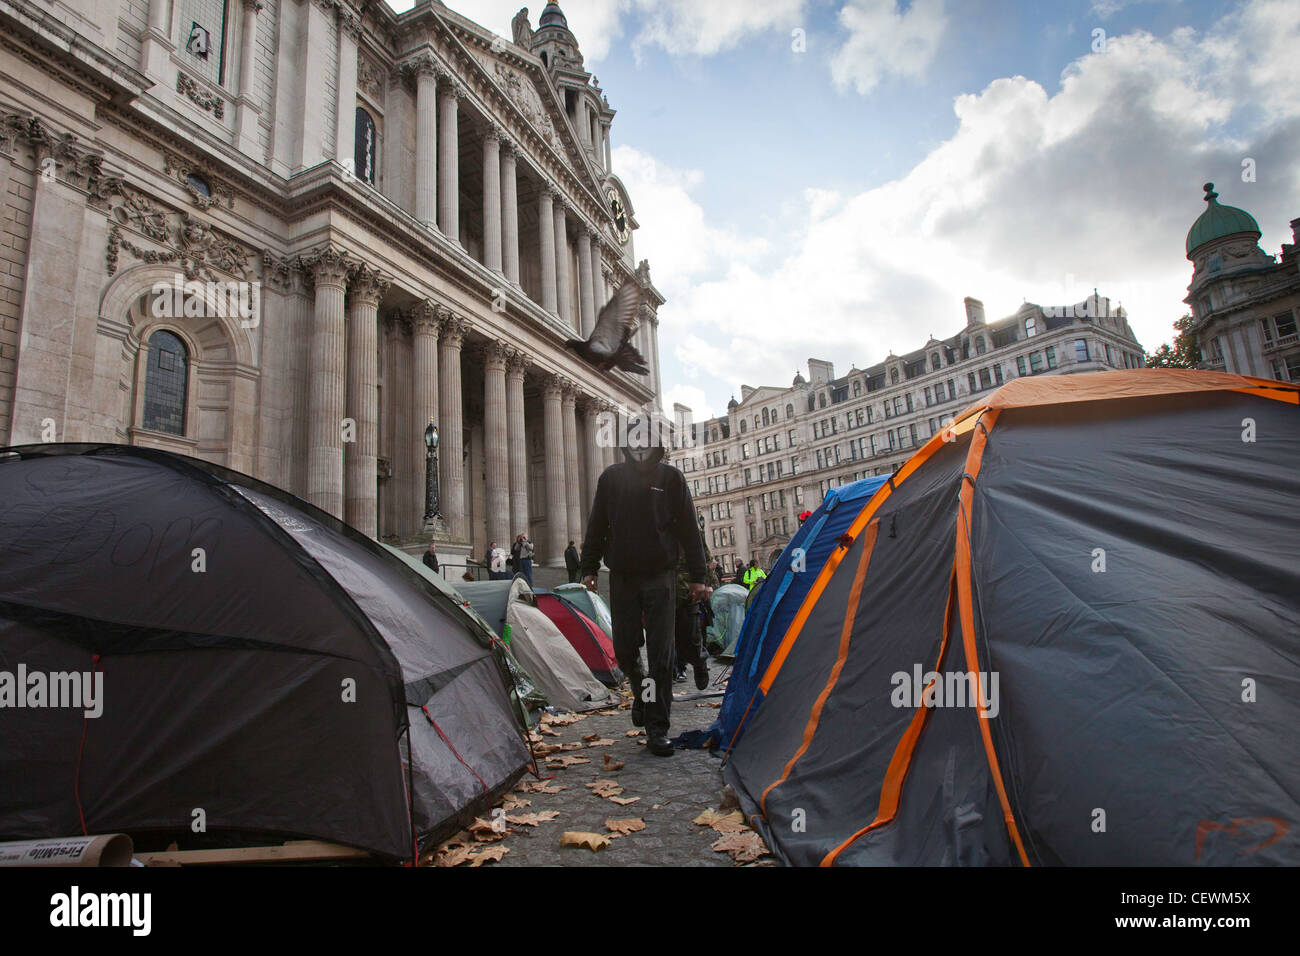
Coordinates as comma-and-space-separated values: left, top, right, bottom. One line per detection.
1186, 183, 1260, 255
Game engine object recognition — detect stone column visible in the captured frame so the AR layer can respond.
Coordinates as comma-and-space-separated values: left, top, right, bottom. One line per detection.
141, 0, 175, 84
344, 265, 388, 537
505, 350, 529, 541
482, 341, 510, 548
582, 396, 605, 515
602, 123, 612, 172
410, 301, 440, 531
649, 313, 663, 404
334, 8, 361, 166
561, 381, 582, 544
305, 248, 355, 519
538, 187, 557, 313
588, 231, 604, 316
482, 126, 503, 273
500, 140, 520, 284
542, 375, 568, 563
412, 56, 437, 226
383, 70, 408, 209
554, 198, 573, 326
577, 227, 595, 337
437, 77, 462, 241
438, 312, 469, 538
234, 0, 263, 156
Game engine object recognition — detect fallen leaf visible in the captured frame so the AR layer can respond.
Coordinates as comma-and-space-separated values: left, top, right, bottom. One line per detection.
609, 796, 640, 806
581, 732, 601, 742
467, 817, 507, 842
517, 780, 566, 794
712, 830, 770, 864
605, 817, 646, 836
560, 742, 586, 751
468, 845, 509, 866
626, 729, 645, 737
545, 755, 591, 768
533, 743, 563, 756
585, 738, 615, 747
560, 831, 610, 852
617, 700, 632, 710
708, 701, 722, 708
586, 779, 624, 798
502, 794, 531, 810
693, 808, 748, 833
602, 755, 625, 771
542, 713, 582, 726
506, 810, 560, 827
434, 844, 475, 867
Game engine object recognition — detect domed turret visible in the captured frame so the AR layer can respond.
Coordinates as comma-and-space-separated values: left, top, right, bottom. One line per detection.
538, 1, 569, 29
727, 395, 738, 411
1186, 183, 1261, 256
793, 371, 806, 387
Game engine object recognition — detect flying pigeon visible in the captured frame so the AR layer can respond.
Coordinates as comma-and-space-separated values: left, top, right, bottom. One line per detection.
564, 277, 649, 375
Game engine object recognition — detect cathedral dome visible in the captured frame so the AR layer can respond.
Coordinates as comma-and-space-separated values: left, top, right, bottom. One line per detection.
539, 2, 569, 29
1186, 183, 1260, 256
793, 371, 806, 386
727, 396, 738, 410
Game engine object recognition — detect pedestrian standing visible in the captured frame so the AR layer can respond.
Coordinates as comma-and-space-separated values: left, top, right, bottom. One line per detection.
581, 414, 708, 757
564, 540, 581, 584
509, 535, 521, 575
732, 561, 745, 586
518, 533, 535, 586
743, 558, 767, 592
422, 541, 440, 575
489, 542, 508, 580
674, 527, 717, 690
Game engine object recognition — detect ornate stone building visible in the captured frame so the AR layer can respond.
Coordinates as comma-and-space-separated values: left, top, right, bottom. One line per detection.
0, 0, 664, 568
673, 294, 1145, 571
1183, 184, 1300, 383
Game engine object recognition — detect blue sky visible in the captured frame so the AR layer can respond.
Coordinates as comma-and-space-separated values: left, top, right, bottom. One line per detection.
403, 0, 1300, 417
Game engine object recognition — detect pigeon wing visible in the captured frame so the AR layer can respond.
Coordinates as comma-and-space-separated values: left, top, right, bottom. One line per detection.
587, 278, 643, 358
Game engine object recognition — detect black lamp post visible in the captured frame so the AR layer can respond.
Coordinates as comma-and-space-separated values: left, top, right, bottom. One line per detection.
423, 420, 440, 523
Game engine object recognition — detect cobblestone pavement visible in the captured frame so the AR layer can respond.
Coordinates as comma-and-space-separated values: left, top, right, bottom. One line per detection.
460, 688, 756, 867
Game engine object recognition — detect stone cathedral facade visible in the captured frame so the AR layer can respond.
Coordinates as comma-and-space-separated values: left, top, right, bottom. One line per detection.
0, 0, 665, 567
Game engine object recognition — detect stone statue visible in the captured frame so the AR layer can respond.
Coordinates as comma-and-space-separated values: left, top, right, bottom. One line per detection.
511, 8, 532, 46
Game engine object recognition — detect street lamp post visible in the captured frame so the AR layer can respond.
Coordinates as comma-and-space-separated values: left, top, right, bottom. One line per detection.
423, 419, 440, 530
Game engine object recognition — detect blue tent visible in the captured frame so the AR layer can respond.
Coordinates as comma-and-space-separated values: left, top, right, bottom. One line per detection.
678, 475, 891, 751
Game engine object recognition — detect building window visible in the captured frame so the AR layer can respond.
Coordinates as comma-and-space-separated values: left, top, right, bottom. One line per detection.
890, 368, 899, 385
1025, 316, 1038, 337
931, 352, 941, 371
143, 330, 189, 435
1105, 343, 1114, 366
355, 107, 378, 185
905, 393, 913, 413
1275, 311, 1298, 339
1046, 346, 1058, 369
762, 408, 770, 426
978, 368, 992, 389
993, 365, 1004, 385
968, 372, 978, 392
1260, 317, 1274, 344
1016, 356, 1027, 376
1030, 352, 1044, 373
1074, 338, 1089, 363
975, 336, 987, 355
786, 403, 794, 418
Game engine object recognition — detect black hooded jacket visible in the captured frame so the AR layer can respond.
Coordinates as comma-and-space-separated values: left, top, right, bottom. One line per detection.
580, 458, 706, 582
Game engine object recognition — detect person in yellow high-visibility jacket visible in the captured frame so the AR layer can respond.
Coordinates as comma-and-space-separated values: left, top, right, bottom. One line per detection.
743, 559, 767, 591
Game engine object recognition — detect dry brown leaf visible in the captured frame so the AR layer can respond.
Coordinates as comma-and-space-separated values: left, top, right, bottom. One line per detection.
626, 729, 646, 737
542, 713, 583, 726
527, 732, 544, 744
712, 830, 770, 863
693, 808, 748, 833
538, 725, 560, 737
609, 795, 640, 806
605, 817, 646, 836
506, 810, 560, 827
581, 732, 601, 742
434, 844, 475, 867
585, 779, 624, 797
585, 738, 615, 747
533, 743, 563, 755
617, 700, 632, 710
545, 755, 591, 768
602, 755, 625, 771
560, 831, 610, 852
560, 742, 586, 751
517, 780, 566, 794
468, 845, 509, 866
502, 794, 531, 810
467, 817, 507, 842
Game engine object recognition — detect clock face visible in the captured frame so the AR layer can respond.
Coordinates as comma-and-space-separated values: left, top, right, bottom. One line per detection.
608, 189, 630, 243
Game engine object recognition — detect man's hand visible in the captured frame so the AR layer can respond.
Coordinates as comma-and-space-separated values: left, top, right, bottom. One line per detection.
582, 575, 598, 592
688, 582, 713, 604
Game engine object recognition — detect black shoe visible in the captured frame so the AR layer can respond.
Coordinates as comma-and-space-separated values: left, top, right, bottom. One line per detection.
647, 735, 674, 757
673, 670, 687, 683
693, 659, 709, 691
631, 695, 645, 728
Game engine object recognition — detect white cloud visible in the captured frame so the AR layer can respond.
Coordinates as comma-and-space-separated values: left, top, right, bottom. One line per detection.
829, 0, 948, 96
635, 1, 1300, 409
663, 384, 715, 420
628, 0, 806, 58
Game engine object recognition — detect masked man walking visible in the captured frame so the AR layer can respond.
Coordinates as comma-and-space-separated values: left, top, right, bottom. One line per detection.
581, 415, 709, 756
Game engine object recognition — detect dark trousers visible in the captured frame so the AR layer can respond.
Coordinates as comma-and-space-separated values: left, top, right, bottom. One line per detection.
566, 567, 580, 584
519, 558, 533, 585
609, 569, 675, 738
675, 603, 704, 671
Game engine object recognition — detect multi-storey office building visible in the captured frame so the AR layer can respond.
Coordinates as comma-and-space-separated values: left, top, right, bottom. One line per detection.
0, 0, 665, 569
674, 294, 1145, 570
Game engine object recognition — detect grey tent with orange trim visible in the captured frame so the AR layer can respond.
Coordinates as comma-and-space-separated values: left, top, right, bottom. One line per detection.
723, 370, 1300, 866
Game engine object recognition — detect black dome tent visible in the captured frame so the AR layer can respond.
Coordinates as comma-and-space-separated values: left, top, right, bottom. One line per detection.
0, 444, 531, 862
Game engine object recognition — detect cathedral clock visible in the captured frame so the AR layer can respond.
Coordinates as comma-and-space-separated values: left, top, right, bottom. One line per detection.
607, 188, 630, 244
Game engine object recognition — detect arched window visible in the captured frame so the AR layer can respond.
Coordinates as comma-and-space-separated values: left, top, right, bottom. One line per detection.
355, 107, 378, 186
890, 367, 899, 384
931, 352, 941, 371
754, 415, 760, 429
1025, 316, 1038, 337
785, 403, 794, 418
143, 330, 188, 435
739, 420, 747, 434
975, 336, 986, 355
762, 408, 769, 426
